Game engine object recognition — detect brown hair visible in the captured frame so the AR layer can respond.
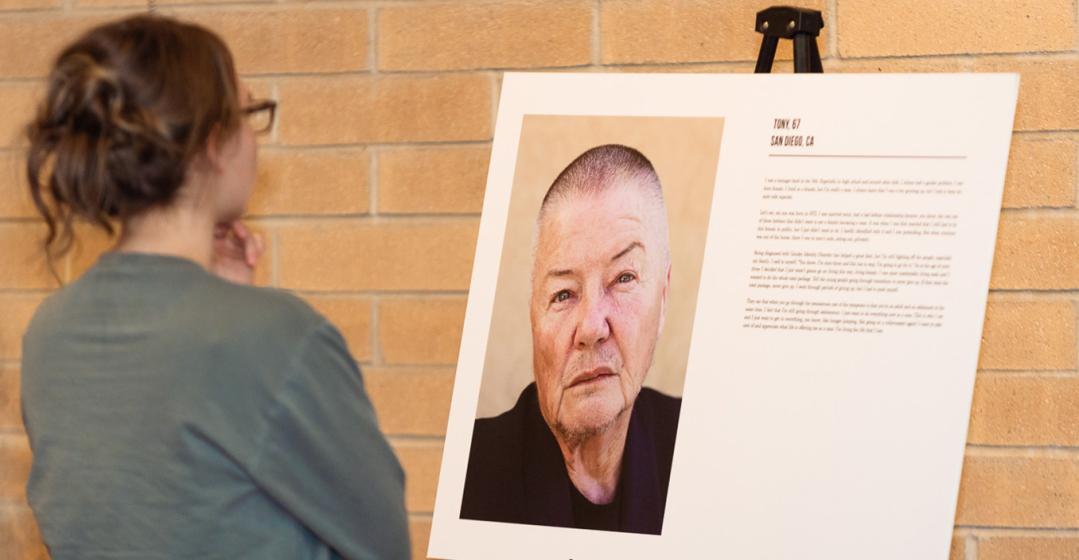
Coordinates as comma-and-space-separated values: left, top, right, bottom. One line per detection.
25, 14, 242, 271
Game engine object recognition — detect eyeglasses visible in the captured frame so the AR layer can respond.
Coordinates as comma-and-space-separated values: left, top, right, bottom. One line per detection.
243, 99, 276, 134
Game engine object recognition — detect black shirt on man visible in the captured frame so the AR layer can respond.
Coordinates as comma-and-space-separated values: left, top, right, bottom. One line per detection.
460, 382, 681, 534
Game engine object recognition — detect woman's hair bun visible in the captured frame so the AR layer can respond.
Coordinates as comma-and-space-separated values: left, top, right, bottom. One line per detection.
25, 14, 241, 272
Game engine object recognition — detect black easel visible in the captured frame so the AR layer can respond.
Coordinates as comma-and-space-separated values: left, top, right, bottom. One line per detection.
754, 6, 824, 73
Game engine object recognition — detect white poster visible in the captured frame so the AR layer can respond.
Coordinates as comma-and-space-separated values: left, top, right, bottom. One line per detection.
429, 73, 1019, 560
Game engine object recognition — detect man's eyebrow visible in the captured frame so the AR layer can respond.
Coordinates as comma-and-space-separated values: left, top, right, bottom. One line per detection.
611, 241, 644, 262
545, 268, 574, 279
542, 242, 644, 279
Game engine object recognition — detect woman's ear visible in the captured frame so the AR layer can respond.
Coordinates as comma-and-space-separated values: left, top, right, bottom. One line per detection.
200, 124, 226, 173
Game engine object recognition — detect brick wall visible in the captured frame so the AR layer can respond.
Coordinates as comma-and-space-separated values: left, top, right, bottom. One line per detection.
0, 1, 1076, 559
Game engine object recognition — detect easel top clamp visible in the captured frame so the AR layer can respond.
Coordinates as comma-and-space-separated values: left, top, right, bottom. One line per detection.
754, 6, 825, 74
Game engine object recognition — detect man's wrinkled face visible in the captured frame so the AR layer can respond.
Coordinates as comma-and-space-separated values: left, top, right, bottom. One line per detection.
530, 179, 670, 444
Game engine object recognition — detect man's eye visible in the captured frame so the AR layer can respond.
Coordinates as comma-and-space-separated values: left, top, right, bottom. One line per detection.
552, 290, 572, 303
617, 272, 636, 283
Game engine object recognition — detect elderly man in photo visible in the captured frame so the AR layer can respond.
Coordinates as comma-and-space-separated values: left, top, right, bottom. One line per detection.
460, 144, 682, 534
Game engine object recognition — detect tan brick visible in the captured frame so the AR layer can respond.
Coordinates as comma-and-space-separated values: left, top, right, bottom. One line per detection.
365, 367, 454, 436
0, 367, 20, 431
394, 442, 442, 513
278, 75, 493, 146
973, 59, 1079, 131
0, 223, 58, 290
979, 536, 1079, 560
956, 454, 1079, 527
969, 376, 1079, 446
409, 516, 431, 560
303, 296, 373, 362
250, 149, 369, 216
826, 57, 969, 74
978, 300, 1076, 370
609, 62, 757, 74
0, 433, 31, 503
379, 298, 466, 366
0, 14, 111, 79
0, 83, 40, 149
277, 220, 478, 291
0, 294, 46, 361
838, 0, 1076, 57
0, 506, 48, 560
379, 1, 591, 71
77, 0, 271, 5
0, 151, 36, 219
185, 8, 367, 75
990, 215, 1079, 290
378, 146, 489, 215
0, 0, 61, 10
601, 0, 828, 65
950, 535, 963, 560
1003, 137, 1077, 208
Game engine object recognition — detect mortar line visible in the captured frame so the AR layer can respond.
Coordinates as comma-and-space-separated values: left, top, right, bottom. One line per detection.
360, 364, 456, 372
68, 1, 368, 15
985, 289, 1079, 297
837, 50, 1079, 63
960, 525, 1079, 535
975, 370, 1079, 377
591, 0, 601, 66
965, 444, 1079, 457
1073, 124, 1079, 209
369, 146, 379, 215
371, 295, 382, 366
1074, 298, 1079, 377
292, 290, 468, 298
489, 71, 499, 138
250, 142, 491, 155
986, 291, 1079, 301
388, 434, 445, 445
244, 213, 480, 225
998, 206, 1079, 216
268, 80, 281, 144
0, 288, 53, 295
826, 0, 838, 59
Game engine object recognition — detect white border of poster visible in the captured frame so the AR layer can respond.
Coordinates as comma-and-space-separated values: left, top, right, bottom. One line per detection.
429, 73, 1018, 560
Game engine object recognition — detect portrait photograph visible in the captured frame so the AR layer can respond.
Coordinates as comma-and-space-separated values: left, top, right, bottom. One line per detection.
459, 114, 724, 534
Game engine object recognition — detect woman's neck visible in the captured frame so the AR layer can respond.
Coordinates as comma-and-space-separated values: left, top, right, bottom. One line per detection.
114, 201, 217, 269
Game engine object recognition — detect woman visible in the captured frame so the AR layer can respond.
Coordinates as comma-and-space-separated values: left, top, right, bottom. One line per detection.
20, 15, 410, 559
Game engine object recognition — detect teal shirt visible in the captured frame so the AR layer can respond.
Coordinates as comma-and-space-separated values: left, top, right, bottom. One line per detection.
21, 252, 410, 560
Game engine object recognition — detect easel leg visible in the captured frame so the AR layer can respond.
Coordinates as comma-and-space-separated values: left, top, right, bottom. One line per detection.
755, 36, 779, 74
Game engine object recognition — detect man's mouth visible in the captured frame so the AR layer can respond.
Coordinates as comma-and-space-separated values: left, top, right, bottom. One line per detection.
568, 367, 617, 388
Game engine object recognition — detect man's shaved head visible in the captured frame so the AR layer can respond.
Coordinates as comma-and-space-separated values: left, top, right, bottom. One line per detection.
536, 144, 670, 267
540, 144, 663, 219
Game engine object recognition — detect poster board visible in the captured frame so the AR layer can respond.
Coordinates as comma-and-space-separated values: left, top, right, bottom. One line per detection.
430, 73, 1019, 559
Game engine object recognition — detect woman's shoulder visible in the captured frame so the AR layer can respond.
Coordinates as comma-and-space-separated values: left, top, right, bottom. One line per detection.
195, 278, 333, 347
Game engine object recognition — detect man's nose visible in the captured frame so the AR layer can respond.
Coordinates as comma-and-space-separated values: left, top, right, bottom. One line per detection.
574, 291, 611, 348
